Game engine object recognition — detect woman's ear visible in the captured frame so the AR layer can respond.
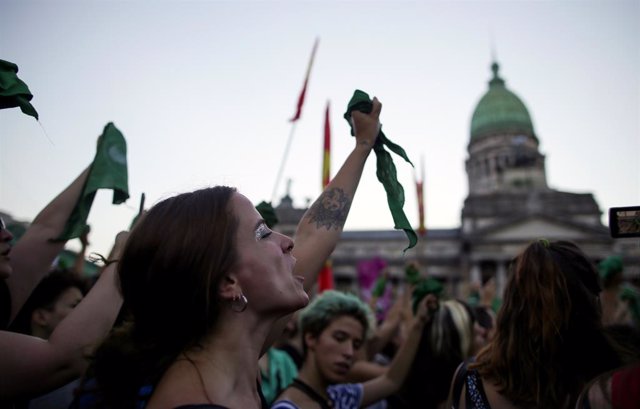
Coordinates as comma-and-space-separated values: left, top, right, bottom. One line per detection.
304, 332, 317, 352
218, 272, 241, 302
31, 308, 50, 328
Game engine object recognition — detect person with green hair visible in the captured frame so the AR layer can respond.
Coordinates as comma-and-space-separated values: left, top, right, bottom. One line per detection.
272, 290, 436, 409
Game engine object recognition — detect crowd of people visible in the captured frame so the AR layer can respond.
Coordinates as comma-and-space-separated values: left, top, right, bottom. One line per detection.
1, 96, 639, 409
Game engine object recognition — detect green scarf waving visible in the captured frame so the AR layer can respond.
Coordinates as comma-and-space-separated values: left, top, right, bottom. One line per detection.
0, 59, 39, 120
344, 90, 417, 251
256, 201, 279, 228
53, 123, 130, 241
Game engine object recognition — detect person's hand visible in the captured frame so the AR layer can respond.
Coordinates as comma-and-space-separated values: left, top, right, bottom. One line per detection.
113, 231, 129, 252
414, 293, 438, 325
481, 277, 496, 307
351, 97, 382, 149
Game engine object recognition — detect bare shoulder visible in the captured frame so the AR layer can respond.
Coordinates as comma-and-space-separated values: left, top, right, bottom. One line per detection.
146, 360, 206, 409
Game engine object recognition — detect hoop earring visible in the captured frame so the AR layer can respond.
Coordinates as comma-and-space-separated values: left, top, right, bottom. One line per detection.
231, 294, 248, 313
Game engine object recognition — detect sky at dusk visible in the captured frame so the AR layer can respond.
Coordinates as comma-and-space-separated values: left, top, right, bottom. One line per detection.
1, 0, 638, 257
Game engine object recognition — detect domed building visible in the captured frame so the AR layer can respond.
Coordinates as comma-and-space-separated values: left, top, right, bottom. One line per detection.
274, 61, 638, 296
460, 61, 615, 294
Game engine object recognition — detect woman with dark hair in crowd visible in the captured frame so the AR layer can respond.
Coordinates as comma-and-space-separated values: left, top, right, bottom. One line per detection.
73, 98, 384, 409
392, 299, 476, 409
449, 240, 623, 409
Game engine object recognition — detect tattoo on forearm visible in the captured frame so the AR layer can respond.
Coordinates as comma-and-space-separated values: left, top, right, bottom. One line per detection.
306, 187, 352, 230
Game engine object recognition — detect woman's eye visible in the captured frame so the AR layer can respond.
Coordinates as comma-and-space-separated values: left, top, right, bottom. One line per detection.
333, 332, 347, 342
255, 223, 272, 240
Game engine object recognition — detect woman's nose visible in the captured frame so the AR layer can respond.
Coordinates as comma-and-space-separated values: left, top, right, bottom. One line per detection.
281, 234, 294, 253
0, 227, 14, 242
342, 342, 355, 358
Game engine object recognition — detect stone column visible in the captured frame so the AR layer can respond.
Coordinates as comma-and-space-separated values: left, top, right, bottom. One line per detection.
470, 263, 481, 284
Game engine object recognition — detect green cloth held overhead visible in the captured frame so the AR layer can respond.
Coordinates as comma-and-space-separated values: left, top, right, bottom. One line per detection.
256, 201, 279, 228
344, 90, 417, 251
53, 123, 129, 241
371, 276, 388, 298
0, 59, 39, 120
598, 255, 624, 281
405, 263, 421, 286
412, 277, 444, 314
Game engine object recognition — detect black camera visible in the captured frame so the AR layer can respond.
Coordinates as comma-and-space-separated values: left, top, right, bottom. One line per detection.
609, 206, 640, 238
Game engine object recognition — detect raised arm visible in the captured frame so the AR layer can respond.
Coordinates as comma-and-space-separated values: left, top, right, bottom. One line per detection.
262, 99, 381, 356
360, 294, 437, 407
293, 98, 381, 291
0, 231, 127, 398
6, 166, 90, 323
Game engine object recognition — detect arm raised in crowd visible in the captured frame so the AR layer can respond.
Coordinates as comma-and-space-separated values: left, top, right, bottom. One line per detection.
0, 231, 127, 398
293, 98, 381, 290
6, 167, 90, 323
360, 294, 437, 407
262, 99, 381, 355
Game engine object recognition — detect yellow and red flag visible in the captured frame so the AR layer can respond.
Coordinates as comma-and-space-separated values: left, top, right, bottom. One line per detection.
290, 38, 319, 122
318, 101, 334, 292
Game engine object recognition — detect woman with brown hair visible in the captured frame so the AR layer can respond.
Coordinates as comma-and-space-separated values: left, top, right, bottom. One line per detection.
73, 98, 384, 409
449, 240, 623, 409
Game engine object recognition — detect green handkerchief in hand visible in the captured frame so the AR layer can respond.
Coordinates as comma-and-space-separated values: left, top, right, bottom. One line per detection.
344, 89, 418, 251
256, 201, 279, 229
412, 277, 444, 314
405, 263, 421, 285
0, 59, 39, 120
372, 276, 388, 298
53, 123, 129, 241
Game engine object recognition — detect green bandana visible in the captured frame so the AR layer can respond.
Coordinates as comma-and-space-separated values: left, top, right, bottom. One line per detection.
256, 201, 279, 228
412, 277, 444, 314
53, 123, 129, 241
405, 263, 421, 286
0, 59, 39, 120
371, 275, 388, 298
344, 90, 417, 252
598, 255, 623, 281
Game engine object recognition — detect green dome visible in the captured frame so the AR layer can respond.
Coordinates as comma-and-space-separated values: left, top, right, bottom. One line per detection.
470, 62, 535, 140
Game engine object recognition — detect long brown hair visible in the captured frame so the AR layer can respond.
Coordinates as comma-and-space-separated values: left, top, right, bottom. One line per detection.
471, 240, 621, 408
90, 186, 238, 408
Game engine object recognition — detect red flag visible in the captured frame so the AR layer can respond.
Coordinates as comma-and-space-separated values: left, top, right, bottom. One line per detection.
318, 260, 334, 293
290, 38, 319, 122
318, 101, 334, 292
322, 101, 331, 187
416, 157, 426, 237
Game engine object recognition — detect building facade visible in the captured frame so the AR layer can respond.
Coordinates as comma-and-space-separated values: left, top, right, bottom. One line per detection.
274, 61, 640, 297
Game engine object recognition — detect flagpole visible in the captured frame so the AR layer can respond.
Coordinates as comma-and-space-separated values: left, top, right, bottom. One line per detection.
271, 122, 298, 203
271, 38, 319, 203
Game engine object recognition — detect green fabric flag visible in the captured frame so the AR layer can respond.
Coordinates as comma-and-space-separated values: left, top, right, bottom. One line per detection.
412, 277, 444, 314
598, 255, 623, 281
344, 90, 417, 251
371, 275, 388, 298
256, 201, 279, 228
129, 193, 146, 229
0, 59, 39, 120
53, 123, 129, 241
405, 263, 421, 285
